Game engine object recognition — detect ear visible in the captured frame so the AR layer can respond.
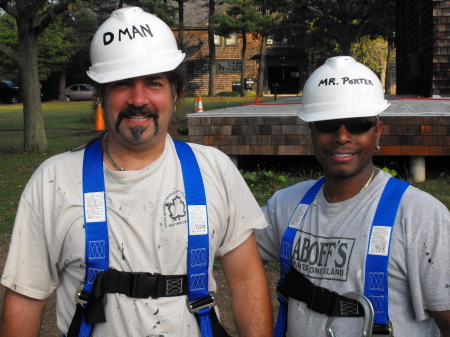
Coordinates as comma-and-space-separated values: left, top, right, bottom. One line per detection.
172, 94, 177, 114
375, 120, 383, 144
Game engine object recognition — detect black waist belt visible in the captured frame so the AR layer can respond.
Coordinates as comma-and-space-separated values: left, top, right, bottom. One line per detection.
85, 270, 187, 324
278, 267, 364, 317
277, 268, 393, 335
67, 270, 231, 337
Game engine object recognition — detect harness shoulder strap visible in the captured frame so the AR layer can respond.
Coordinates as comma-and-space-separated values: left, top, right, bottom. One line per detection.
364, 177, 409, 326
274, 178, 325, 337
173, 140, 215, 337
68, 139, 109, 337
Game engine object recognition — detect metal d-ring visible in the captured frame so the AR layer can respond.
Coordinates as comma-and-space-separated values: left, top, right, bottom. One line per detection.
325, 292, 374, 337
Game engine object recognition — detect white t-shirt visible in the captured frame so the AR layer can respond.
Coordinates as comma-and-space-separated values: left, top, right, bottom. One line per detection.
1, 135, 267, 336
256, 170, 450, 337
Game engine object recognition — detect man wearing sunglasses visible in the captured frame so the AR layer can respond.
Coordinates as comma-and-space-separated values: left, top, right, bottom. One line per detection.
256, 56, 450, 337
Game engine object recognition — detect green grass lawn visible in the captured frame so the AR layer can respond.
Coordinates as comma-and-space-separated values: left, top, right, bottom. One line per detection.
0, 98, 448, 240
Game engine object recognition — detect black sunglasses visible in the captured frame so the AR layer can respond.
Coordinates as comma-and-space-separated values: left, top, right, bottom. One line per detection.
312, 118, 379, 134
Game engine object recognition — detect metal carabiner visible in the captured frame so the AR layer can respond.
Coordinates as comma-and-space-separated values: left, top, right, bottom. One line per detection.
325, 292, 374, 337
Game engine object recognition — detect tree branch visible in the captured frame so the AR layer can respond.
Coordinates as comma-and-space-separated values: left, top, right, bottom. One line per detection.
0, 43, 19, 64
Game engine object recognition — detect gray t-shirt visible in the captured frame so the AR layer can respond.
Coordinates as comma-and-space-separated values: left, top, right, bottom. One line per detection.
256, 170, 450, 337
2, 135, 268, 336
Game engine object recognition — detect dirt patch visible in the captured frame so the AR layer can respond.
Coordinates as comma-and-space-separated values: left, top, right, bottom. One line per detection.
0, 242, 279, 336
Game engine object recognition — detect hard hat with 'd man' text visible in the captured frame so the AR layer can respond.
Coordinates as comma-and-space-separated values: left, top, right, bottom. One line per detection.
87, 7, 185, 84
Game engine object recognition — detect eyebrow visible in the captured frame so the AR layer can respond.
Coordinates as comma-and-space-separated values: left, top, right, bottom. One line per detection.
143, 74, 165, 81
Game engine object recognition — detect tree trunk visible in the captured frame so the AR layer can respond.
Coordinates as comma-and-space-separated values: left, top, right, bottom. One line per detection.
385, 40, 395, 95
240, 31, 247, 97
59, 69, 67, 101
177, 0, 184, 48
17, 23, 48, 152
257, 35, 267, 97
208, 0, 216, 97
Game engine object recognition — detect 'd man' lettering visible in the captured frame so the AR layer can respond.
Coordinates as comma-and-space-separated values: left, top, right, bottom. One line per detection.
103, 24, 154, 46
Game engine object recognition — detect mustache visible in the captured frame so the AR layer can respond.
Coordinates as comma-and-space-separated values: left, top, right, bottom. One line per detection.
115, 105, 159, 133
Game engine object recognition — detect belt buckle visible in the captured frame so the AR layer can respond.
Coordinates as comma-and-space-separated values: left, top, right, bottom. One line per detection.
372, 320, 394, 336
276, 281, 289, 304
307, 287, 335, 316
186, 291, 216, 314
128, 272, 159, 299
75, 285, 88, 305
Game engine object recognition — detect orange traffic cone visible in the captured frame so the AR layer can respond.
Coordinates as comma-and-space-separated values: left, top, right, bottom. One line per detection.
95, 103, 105, 131
196, 96, 204, 112
254, 95, 260, 104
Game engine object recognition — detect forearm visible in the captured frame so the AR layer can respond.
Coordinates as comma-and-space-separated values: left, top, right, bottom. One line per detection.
0, 288, 47, 337
430, 310, 450, 337
230, 266, 272, 336
221, 234, 273, 337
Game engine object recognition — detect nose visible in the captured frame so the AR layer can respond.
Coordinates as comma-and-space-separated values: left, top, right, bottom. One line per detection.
127, 80, 149, 107
334, 124, 352, 144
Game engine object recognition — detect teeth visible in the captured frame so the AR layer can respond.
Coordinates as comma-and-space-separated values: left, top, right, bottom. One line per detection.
333, 153, 352, 157
129, 116, 148, 121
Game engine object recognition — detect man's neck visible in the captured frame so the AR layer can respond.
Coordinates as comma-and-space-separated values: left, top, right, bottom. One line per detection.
102, 133, 166, 171
323, 167, 377, 203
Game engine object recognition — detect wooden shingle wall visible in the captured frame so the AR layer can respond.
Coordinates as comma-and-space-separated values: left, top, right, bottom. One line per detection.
180, 29, 261, 95
189, 114, 450, 156
396, 0, 450, 97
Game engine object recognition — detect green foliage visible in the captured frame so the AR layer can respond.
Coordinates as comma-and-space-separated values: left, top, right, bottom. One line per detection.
375, 162, 398, 177
273, 0, 395, 56
351, 36, 388, 76
0, 13, 19, 79
240, 167, 319, 206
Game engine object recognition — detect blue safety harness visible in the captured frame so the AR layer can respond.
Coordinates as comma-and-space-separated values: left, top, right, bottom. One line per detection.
69, 138, 218, 336
274, 176, 409, 337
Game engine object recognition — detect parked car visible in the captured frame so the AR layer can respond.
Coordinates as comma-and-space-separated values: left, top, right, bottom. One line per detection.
0, 80, 21, 104
65, 83, 97, 101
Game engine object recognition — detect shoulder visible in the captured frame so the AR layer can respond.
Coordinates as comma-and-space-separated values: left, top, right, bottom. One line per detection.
180, 141, 237, 175
33, 150, 84, 177
400, 182, 449, 216
187, 142, 232, 163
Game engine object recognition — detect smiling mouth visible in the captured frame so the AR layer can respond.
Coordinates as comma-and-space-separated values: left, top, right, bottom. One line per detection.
331, 153, 354, 157
126, 115, 152, 121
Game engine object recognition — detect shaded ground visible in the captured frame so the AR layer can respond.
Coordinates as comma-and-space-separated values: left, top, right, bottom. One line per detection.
0, 242, 279, 336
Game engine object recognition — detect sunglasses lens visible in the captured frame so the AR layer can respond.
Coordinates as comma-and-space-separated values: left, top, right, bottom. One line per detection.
345, 121, 374, 133
314, 120, 376, 134
314, 121, 341, 133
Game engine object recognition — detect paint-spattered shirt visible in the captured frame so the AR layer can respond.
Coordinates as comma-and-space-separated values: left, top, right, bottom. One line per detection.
2, 134, 267, 336
256, 171, 450, 337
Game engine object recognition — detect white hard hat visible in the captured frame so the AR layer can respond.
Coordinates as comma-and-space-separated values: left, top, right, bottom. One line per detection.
87, 7, 185, 83
298, 56, 390, 122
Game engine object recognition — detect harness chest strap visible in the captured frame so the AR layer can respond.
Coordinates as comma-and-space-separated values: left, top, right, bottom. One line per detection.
274, 176, 409, 337
67, 139, 226, 337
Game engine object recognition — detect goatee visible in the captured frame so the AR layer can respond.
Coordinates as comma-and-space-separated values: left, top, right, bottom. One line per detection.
115, 105, 160, 139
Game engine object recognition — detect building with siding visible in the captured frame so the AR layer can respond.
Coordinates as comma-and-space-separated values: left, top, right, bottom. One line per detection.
396, 0, 450, 97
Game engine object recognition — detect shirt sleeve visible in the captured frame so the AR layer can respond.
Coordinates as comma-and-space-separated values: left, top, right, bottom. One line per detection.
401, 187, 450, 318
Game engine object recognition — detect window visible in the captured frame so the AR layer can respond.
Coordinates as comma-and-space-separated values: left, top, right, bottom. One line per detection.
217, 61, 229, 72
217, 60, 241, 73
214, 34, 222, 46
225, 33, 238, 46
231, 61, 242, 72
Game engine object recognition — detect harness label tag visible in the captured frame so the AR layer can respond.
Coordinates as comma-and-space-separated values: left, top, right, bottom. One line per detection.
289, 204, 308, 229
188, 205, 207, 235
368, 226, 392, 256
84, 192, 106, 223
